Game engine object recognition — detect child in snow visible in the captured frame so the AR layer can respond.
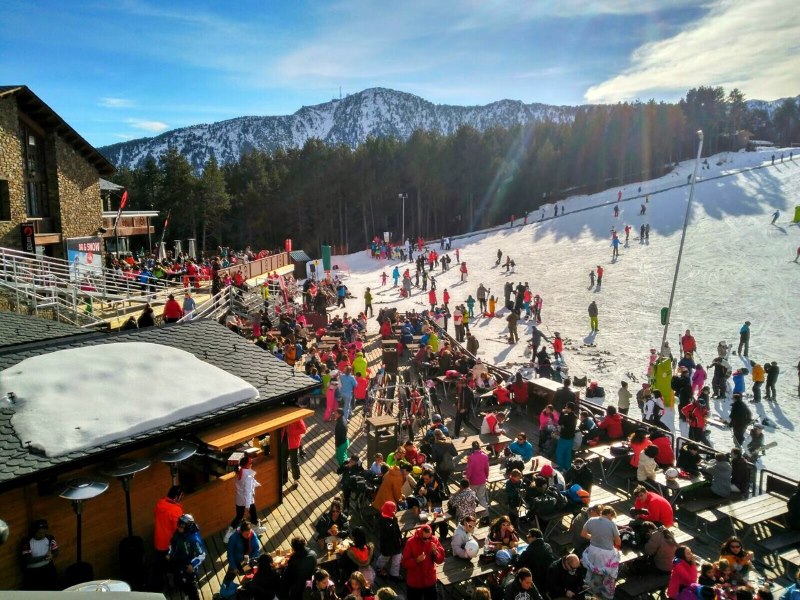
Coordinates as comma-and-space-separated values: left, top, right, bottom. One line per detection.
552, 332, 564, 361
380, 272, 387, 286
647, 348, 658, 377
487, 295, 497, 317
589, 269, 595, 287
691, 364, 707, 397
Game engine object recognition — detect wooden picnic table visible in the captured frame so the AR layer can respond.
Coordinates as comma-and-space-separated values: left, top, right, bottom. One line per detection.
452, 433, 512, 455
715, 492, 789, 542
653, 471, 707, 507
396, 507, 451, 536
485, 458, 554, 492
436, 554, 497, 587
588, 444, 633, 481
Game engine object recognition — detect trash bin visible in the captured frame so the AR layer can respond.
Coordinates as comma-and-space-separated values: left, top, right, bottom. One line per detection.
367, 428, 397, 459
383, 348, 398, 373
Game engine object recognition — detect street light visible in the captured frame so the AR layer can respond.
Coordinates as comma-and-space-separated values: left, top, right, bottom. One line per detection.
660, 129, 704, 351
398, 193, 408, 243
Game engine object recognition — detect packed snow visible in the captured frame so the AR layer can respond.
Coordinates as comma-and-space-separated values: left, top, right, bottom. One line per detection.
330, 148, 800, 478
2, 342, 258, 457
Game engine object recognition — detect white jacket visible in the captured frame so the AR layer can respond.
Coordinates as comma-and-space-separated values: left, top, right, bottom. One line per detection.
234, 467, 261, 506
451, 524, 475, 559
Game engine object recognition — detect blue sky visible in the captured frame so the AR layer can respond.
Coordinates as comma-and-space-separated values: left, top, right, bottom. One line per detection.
1, 0, 797, 148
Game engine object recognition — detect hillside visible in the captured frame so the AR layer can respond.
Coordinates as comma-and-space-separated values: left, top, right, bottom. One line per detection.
100, 88, 579, 170
330, 148, 800, 477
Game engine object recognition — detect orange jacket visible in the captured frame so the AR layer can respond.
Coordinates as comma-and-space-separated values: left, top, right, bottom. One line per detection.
751, 363, 765, 383
153, 497, 183, 551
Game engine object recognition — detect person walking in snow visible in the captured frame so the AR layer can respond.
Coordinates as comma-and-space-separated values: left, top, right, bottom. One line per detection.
507, 310, 520, 344
428, 289, 437, 312
552, 332, 564, 361
364, 288, 373, 317
624, 224, 631, 243
477, 283, 488, 314
611, 236, 620, 259
589, 269, 595, 288
596, 265, 604, 287
639, 224, 645, 243
613, 205, 619, 218
529, 324, 549, 358
442, 288, 450, 308
392, 266, 400, 287
588, 301, 599, 333
496, 249, 502, 266
421, 270, 428, 291
770, 210, 780, 225
737, 321, 751, 357
554, 204, 558, 217
561, 205, 565, 215
466, 295, 476, 318
617, 190, 622, 202
459, 261, 468, 282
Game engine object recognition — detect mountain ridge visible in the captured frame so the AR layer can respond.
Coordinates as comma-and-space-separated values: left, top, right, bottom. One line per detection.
98, 87, 797, 171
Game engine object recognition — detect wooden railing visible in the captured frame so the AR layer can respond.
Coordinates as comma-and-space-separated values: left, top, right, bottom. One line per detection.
217, 252, 290, 280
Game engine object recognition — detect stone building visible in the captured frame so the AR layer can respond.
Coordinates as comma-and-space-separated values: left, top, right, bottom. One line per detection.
0, 86, 115, 257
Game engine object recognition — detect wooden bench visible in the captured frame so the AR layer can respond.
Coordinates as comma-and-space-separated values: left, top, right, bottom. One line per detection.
761, 530, 800, 552
779, 548, 800, 574
616, 572, 671, 600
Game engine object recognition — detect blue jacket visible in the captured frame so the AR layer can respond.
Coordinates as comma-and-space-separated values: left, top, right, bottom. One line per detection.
509, 440, 534, 462
339, 373, 357, 397
169, 528, 207, 571
227, 531, 260, 570
732, 372, 746, 394
392, 267, 400, 279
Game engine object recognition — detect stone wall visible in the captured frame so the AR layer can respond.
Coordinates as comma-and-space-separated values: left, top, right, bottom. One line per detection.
0, 97, 25, 249
55, 136, 103, 245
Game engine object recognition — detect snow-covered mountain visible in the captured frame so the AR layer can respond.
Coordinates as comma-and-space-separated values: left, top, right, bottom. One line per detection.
99, 88, 581, 170
746, 95, 799, 117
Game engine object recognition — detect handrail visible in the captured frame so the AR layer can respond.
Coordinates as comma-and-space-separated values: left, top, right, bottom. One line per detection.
758, 468, 798, 497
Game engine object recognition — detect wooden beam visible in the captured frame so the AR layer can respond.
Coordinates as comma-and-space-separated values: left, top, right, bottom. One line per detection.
199, 406, 314, 450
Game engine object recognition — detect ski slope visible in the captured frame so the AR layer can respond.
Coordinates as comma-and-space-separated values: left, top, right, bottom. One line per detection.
331, 148, 800, 477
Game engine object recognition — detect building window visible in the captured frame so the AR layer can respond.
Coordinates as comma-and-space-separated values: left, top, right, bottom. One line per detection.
0, 180, 11, 221
19, 123, 50, 218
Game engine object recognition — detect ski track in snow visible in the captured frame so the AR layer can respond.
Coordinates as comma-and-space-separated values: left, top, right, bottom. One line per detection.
327, 149, 800, 478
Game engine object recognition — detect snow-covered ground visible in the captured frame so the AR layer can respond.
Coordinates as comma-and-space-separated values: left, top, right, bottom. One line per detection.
330, 148, 800, 478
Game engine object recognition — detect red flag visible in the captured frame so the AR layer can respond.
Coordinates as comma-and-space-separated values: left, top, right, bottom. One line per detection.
119, 190, 128, 210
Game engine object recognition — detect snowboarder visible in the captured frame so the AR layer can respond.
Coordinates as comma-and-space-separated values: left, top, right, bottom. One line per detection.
770, 210, 780, 225
589, 269, 595, 288
737, 321, 751, 357
596, 265, 604, 287
496, 249, 503, 266
477, 283, 488, 313
764, 361, 779, 401
588, 301, 599, 332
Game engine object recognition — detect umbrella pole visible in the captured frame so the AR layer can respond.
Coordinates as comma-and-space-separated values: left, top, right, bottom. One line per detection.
73, 500, 83, 563
121, 476, 134, 538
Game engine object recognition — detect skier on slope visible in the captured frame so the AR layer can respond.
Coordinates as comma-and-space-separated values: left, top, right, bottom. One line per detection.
392, 266, 400, 287
770, 210, 780, 225
588, 301, 599, 333
529, 324, 550, 358
496, 249, 503, 266
611, 236, 621, 259
737, 321, 751, 357
596, 265, 604, 287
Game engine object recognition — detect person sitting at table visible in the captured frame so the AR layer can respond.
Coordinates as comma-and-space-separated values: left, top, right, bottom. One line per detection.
667, 546, 698, 600
697, 561, 716, 586
302, 568, 338, 600
509, 432, 534, 463
487, 515, 519, 550
539, 463, 566, 491
503, 567, 543, 600
677, 443, 703, 475
566, 457, 594, 493
597, 405, 624, 441
409, 469, 448, 539
546, 553, 585, 600
623, 521, 678, 576
223, 520, 261, 587
704, 453, 733, 498
481, 410, 508, 456
730, 448, 750, 497
448, 479, 479, 523
633, 485, 674, 527
315, 500, 350, 547
344, 571, 375, 600
518, 528, 558, 590
538, 405, 560, 451
719, 536, 754, 579
505, 469, 524, 528
237, 553, 280, 600
637, 445, 660, 484
403, 440, 421, 465
282, 537, 319, 600
339, 527, 375, 587
649, 429, 675, 467
712, 558, 737, 591
451, 515, 479, 559
629, 428, 652, 468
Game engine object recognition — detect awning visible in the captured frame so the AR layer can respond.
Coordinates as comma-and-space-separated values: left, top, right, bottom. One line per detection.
199, 405, 314, 450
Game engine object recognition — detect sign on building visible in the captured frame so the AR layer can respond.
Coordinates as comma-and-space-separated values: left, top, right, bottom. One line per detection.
20, 223, 35, 253
66, 236, 103, 283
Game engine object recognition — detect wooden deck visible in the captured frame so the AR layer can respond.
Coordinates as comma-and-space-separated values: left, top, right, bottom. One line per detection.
165, 331, 794, 599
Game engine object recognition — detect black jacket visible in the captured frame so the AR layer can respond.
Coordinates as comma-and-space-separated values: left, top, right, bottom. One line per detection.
280, 546, 318, 600
547, 557, 586, 599
559, 412, 578, 440
503, 579, 543, 600
314, 511, 350, 539
335, 418, 347, 447
377, 515, 403, 555
517, 539, 558, 588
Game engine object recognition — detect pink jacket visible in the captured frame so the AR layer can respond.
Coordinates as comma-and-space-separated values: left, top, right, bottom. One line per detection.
465, 449, 490, 485
539, 411, 559, 431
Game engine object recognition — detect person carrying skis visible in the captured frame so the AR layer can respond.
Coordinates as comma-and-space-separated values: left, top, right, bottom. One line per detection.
737, 321, 751, 357
588, 301, 599, 333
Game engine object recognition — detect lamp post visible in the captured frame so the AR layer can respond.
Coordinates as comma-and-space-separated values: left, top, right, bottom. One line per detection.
660, 129, 704, 351
398, 193, 408, 243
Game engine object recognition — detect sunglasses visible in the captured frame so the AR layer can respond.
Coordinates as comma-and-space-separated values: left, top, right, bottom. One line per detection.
729, 544, 741, 549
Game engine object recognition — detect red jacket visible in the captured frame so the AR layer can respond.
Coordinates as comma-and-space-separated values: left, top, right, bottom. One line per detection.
682, 402, 707, 429
355, 376, 369, 400
153, 496, 183, 551
401, 528, 445, 588
598, 413, 624, 439
651, 436, 675, 466
680, 335, 697, 354
553, 338, 563, 353
162, 299, 184, 320
635, 491, 674, 527
597, 266, 604, 278
286, 419, 306, 450
428, 290, 437, 305
443, 290, 450, 304
667, 558, 697, 599
380, 320, 392, 339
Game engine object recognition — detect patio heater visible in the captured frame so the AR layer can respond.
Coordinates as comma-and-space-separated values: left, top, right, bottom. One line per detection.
58, 477, 109, 586
158, 441, 198, 485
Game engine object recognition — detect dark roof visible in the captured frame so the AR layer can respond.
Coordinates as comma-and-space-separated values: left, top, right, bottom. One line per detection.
289, 250, 312, 262
0, 86, 115, 176
0, 311, 95, 350
0, 319, 318, 489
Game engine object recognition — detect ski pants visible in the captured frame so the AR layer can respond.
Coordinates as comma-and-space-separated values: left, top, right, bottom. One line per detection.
752, 381, 763, 402
590, 316, 598, 332
712, 375, 725, 398
765, 381, 776, 398
737, 337, 749, 357
556, 437, 574, 471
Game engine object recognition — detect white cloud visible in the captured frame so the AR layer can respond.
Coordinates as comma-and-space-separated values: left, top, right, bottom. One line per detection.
126, 118, 169, 133
584, 0, 800, 103
99, 96, 134, 108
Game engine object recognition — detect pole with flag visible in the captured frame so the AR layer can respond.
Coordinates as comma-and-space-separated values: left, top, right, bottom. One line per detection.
158, 210, 171, 259
112, 190, 128, 256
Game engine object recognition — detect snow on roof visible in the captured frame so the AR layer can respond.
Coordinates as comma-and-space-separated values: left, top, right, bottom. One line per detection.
2, 342, 258, 457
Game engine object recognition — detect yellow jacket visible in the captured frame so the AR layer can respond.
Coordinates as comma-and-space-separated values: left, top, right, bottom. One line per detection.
751, 363, 765, 382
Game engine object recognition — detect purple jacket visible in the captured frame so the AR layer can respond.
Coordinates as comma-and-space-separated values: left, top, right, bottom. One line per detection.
465, 450, 489, 485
